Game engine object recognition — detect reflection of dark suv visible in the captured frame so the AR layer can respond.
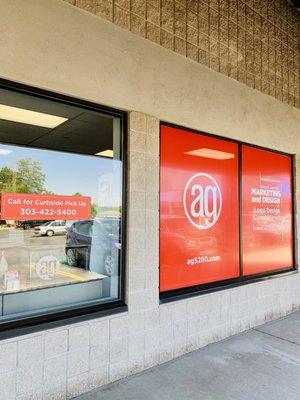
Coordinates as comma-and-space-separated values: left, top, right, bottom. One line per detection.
65, 218, 121, 276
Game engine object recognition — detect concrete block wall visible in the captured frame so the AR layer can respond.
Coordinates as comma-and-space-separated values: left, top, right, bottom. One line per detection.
0, 111, 299, 399
0, 1, 299, 398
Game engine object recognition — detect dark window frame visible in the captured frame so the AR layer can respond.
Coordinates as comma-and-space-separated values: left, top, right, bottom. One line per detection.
0, 78, 128, 337
160, 122, 298, 302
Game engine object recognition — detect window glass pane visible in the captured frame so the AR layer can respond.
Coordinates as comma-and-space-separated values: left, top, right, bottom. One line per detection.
160, 125, 240, 292
0, 88, 123, 321
242, 145, 293, 275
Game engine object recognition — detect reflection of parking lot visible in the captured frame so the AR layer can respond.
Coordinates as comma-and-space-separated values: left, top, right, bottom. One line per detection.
0, 228, 108, 295
0, 221, 120, 276
0, 227, 66, 244
0, 227, 116, 298
0, 228, 67, 265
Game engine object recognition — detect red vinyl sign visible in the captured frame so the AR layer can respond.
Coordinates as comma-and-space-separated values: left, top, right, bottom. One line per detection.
1, 193, 91, 220
160, 125, 240, 292
241, 145, 293, 275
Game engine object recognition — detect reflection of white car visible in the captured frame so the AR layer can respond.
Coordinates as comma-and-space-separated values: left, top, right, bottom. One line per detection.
34, 221, 67, 237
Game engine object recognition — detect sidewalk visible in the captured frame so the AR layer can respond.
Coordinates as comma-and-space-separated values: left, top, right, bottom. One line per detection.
78, 311, 300, 400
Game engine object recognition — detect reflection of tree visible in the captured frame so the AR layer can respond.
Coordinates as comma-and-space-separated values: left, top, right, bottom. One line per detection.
73, 192, 98, 218
91, 203, 98, 218
0, 167, 16, 192
16, 158, 46, 193
0, 158, 47, 194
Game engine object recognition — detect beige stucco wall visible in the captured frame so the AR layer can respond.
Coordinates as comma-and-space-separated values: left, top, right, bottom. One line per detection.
0, 1, 299, 399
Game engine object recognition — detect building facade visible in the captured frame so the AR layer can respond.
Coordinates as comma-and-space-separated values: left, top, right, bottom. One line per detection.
0, 1, 298, 399
68, 0, 300, 108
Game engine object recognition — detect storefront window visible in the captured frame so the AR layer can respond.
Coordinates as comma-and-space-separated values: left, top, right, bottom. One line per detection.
160, 124, 295, 297
0, 87, 125, 323
241, 145, 294, 275
160, 125, 240, 292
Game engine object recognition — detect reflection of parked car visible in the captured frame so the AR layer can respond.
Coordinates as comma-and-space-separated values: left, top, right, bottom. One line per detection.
20, 220, 52, 230
34, 220, 66, 237
65, 218, 121, 276
160, 215, 218, 267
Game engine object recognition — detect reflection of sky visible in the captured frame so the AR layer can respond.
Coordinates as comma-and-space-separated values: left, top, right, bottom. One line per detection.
0, 143, 122, 204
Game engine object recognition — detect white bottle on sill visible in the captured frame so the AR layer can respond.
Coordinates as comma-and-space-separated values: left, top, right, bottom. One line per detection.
0, 251, 8, 277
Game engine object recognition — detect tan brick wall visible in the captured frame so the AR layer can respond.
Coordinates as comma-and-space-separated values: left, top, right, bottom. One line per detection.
64, 0, 300, 109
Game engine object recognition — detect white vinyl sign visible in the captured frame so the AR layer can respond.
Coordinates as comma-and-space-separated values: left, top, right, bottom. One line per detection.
36, 255, 60, 281
183, 173, 222, 229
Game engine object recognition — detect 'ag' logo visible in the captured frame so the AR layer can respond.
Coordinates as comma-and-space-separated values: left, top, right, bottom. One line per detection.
183, 173, 222, 229
36, 255, 60, 281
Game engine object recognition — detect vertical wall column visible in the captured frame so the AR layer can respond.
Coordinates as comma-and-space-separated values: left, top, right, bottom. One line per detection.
126, 112, 162, 369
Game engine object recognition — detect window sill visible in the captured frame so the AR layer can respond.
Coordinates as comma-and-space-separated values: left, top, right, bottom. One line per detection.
0, 301, 127, 340
160, 269, 298, 304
